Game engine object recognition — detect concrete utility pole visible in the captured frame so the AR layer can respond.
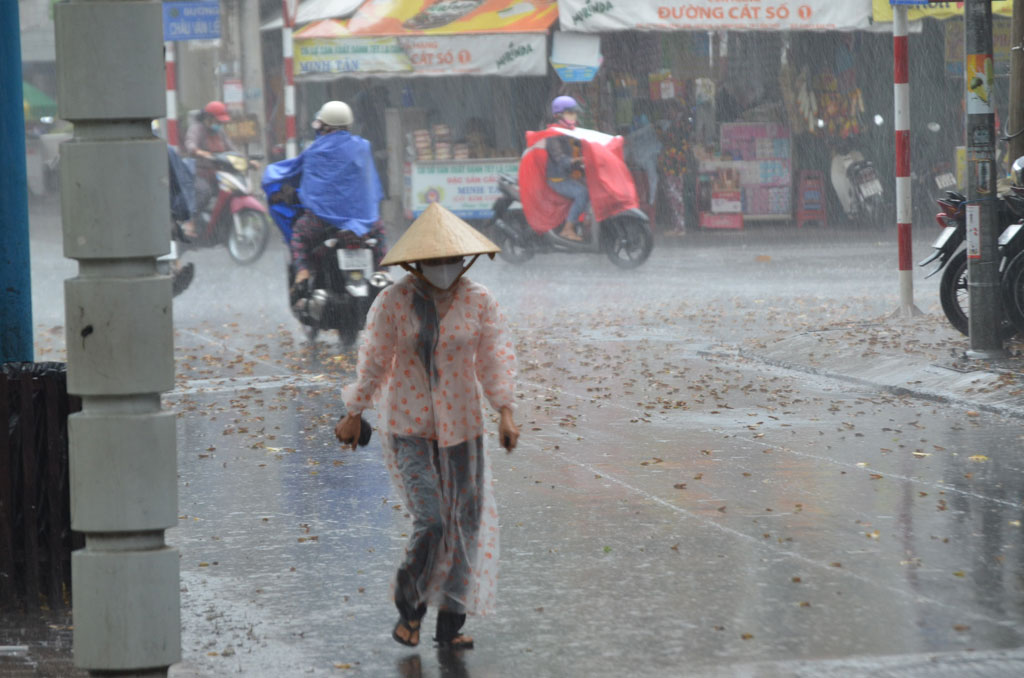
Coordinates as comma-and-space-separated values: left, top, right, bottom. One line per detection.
55, 1, 180, 674
964, 0, 1006, 359
240, 0, 267, 156
1009, 0, 1024, 163
0, 1, 33, 363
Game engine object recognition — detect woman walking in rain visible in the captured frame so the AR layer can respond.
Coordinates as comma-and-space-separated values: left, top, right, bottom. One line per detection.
334, 202, 519, 650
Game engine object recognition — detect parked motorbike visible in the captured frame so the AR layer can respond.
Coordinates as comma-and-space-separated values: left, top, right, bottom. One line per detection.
829, 136, 884, 227
912, 121, 958, 227
488, 174, 653, 268
999, 157, 1024, 333
918, 188, 1023, 339
189, 152, 272, 265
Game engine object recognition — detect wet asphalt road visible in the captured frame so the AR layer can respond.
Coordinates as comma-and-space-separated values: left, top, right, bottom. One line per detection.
13, 199, 1024, 676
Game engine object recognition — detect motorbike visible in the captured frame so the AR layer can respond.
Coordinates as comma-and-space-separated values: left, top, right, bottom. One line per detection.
263, 180, 391, 347
829, 138, 884, 227
489, 174, 653, 269
286, 232, 392, 346
912, 121, 958, 227
918, 187, 1024, 339
189, 151, 272, 265
493, 125, 653, 269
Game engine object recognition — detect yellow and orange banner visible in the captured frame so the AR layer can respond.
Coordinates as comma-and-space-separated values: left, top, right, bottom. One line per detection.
346, 0, 558, 36
873, 0, 1012, 23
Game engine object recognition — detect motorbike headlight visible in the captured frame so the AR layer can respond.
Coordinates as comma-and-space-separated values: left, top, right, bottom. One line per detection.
370, 271, 393, 288
229, 155, 249, 172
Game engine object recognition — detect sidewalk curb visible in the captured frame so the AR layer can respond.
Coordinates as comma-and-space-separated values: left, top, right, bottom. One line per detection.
708, 332, 1024, 420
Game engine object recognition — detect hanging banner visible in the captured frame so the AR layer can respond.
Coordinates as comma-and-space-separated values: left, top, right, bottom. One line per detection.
294, 36, 414, 76
558, 0, 873, 32
347, 0, 558, 36
873, 0, 1013, 23
294, 32, 547, 77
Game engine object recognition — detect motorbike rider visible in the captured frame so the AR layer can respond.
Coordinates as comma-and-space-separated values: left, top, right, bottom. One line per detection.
184, 101, 258, 215
546, 96, 589, 242
281, 100, 386, 304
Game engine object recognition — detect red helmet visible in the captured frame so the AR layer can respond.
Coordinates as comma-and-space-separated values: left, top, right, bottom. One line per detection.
203, 101, 231, 122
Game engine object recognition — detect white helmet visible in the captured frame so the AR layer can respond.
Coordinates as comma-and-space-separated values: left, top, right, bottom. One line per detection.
315, 100, 354, 128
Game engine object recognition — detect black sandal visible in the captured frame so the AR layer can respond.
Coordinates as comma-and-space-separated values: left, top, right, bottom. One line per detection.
435, 633, 474, 650
392, 617, 421, 647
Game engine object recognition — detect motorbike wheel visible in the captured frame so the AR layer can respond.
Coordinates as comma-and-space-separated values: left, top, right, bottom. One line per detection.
228, 209, 271, 265
1001, 250, 1024, 333
603, 216, 653, 269
939, 249, 1017, 340
492, 215, 535, 264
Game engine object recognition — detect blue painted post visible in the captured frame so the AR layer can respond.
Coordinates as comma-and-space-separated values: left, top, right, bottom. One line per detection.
0, 0, 34, 363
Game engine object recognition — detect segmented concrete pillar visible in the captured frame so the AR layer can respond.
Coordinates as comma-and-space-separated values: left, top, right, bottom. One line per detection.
55, 1, 180, 674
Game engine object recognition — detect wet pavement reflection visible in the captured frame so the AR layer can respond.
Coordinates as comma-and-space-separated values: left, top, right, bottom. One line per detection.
22, 203, 1024, 675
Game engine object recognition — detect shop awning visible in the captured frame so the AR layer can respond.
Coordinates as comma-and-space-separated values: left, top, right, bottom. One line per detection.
558, 0, 873, 32
293, 0, 557, 80
23, 81, 57, 120
872, 0, 1012, 23
261, 0, 366, 31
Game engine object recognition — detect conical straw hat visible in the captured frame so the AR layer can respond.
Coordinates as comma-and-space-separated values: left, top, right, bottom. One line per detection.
381, 202, 500, 266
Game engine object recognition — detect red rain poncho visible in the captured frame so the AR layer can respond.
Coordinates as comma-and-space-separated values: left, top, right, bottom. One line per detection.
518, 125, 639, 234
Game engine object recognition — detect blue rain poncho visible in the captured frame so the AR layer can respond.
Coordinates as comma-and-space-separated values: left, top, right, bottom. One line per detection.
262, 130, 382, 240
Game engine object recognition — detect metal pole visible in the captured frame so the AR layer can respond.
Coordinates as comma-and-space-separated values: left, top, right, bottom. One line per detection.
893, 6, 921, 317
55, 0, 180, 674
1009, 0, 1024, 163
283, 0, 298, 158
0, 1, 34, 363
964, 0, 1006, 359
165, 40, 179, 148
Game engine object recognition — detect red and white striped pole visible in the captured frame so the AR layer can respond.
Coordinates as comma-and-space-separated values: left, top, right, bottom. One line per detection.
164, 40, 179, 147
893, 5, 919, 315
283, 0, 297, 158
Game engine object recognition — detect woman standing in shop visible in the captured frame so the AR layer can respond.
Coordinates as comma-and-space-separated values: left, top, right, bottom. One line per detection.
335, 202, 519, 650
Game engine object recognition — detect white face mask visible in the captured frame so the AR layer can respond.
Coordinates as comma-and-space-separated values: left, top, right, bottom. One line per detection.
419, 259, 465, 290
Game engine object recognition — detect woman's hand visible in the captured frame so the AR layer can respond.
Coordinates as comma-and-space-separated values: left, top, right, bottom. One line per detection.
498, 407, 519, 453
334, 412, 362, 451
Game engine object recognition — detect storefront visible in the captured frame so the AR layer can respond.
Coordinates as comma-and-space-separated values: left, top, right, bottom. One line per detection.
288, 0, 559, 224
557, 0, 879, 232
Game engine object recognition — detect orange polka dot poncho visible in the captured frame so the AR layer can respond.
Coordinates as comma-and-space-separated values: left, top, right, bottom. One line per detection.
343, 275, 518, 445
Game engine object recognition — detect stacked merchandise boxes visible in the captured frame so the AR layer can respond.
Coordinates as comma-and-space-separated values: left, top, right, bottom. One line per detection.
719, 123, 792, 219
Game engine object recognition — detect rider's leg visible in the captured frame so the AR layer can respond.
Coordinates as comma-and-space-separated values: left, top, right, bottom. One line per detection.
548, 179, 589, 241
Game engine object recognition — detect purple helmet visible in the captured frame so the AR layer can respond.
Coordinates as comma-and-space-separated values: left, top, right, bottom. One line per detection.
551, 95, 580, 116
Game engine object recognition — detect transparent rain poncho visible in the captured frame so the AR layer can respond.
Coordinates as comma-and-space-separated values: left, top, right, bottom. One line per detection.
343, 274, 517, 615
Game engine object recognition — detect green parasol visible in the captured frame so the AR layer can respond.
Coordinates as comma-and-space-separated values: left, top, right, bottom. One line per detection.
22, 81, 57, 120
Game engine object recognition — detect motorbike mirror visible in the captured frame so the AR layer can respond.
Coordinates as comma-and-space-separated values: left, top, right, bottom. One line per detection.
927, 122, 941, 133
873, 114, 885, 126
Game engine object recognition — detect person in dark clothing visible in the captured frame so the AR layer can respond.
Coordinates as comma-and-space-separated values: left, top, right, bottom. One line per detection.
184, 101, 237, 214
546, 96, 589, 241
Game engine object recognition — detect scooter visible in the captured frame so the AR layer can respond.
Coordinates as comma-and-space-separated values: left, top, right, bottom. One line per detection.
264, 179, 392, 347
189, 152, 272, 265
918, 188, 1023, 339
488, 174, 653, 268
830, 139, 884, 227
285, 232, 392, 346
498, 125, 654, 269
912, 121, 958, 227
